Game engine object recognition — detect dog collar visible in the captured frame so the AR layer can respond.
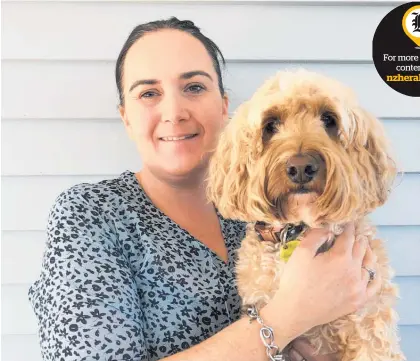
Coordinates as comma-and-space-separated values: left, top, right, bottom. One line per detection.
254, 221, 308, 262
254, 221, 307, 246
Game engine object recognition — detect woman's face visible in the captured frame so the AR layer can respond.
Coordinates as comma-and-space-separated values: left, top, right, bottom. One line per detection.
119, 29, 229, 180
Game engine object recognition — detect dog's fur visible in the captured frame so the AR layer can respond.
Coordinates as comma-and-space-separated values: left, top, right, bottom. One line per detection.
206, 69, 405, 361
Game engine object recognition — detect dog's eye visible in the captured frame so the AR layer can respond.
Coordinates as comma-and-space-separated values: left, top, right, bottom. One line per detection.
321, 112, 337, 128
263, 117, 281, 135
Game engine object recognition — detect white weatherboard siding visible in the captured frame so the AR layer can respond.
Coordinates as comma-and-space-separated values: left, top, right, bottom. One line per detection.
2, 1, 419, 361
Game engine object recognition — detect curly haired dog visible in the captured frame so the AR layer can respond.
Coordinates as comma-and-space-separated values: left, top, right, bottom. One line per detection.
206, 69, 405, 361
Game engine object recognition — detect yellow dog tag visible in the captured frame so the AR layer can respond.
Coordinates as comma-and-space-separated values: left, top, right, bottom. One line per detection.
279, 240, 300, 262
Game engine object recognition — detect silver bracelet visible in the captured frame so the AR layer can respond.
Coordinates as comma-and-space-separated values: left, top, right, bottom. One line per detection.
247, 305, 287, 361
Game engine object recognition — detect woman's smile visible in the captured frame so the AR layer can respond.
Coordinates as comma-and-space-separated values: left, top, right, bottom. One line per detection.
159, 133, 199, 141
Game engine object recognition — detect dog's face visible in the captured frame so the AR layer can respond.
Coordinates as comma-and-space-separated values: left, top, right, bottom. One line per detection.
206, 69, 397, 226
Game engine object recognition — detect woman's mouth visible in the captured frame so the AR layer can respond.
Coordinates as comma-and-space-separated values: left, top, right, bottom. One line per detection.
159, 134, 198, 141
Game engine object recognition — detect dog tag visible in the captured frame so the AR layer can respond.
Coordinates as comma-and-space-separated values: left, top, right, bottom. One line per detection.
279, 240, 300, 262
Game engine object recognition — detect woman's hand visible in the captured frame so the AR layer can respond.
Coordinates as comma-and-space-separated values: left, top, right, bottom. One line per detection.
262, 222, 381, 340
288, 338, 339, 361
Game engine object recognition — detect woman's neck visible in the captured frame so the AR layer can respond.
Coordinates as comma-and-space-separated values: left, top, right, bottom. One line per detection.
135, 167, 212, 211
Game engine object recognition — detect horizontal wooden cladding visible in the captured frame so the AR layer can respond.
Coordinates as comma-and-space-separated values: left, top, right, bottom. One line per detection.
1, 119, 141, 176
3, 61, 419, 120
2, 118, 419, 176
377, 226, 420, 277
1, 119, 137, 176
2, 2, 396, 61
2, 226, 419, 287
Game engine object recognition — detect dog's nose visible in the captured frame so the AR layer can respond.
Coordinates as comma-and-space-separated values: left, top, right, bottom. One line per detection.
286, 154, 319, 184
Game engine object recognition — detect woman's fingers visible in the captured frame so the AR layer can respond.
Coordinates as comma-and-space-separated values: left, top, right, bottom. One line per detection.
330, 222, 356, 257
298, 227, 332, 254
361, 245, 375, 284
366, 269, 382, 300
352, 237, 369, 266
363, 245, 382, 300
357, 242, 382, 302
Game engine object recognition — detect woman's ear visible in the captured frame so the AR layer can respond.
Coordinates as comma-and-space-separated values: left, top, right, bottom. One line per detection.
119, 105, 134, 141
222, 93, 229, 123
206, 101, 252, 220
364, 110, 398, 205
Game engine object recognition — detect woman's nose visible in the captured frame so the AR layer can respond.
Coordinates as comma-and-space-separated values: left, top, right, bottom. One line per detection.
160, 93, 190, 124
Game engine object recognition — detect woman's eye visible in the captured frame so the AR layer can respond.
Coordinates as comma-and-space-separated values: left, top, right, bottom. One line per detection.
321, 112, 337, 128
140, 90, 159, 99
185, 84, 205, 93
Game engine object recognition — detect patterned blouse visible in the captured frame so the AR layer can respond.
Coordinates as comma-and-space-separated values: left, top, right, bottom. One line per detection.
28, 170, 247, 361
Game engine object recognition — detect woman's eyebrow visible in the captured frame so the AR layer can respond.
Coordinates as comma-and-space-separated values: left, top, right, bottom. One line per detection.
129, 79, 159, 93
180, 70, 213, 81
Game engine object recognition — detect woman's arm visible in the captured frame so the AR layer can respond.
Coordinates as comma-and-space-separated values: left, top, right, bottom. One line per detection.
29, 188, 149, 361
163, 309, 297, 361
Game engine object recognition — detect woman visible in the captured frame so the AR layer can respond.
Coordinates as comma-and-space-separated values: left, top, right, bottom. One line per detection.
29, 17, 380, 361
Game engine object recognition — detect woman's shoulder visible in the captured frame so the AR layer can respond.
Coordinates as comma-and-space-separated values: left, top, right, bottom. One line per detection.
51, 170, 142, 215
44, 170, 150, 242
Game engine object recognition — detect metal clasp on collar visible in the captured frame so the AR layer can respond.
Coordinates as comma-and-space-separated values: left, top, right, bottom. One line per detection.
254, 221, 307, 247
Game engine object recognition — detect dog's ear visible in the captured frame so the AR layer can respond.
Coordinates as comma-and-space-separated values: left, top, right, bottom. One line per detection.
350, 107, 398, 207
366, 112, 398, 205
206, 101, 253, 220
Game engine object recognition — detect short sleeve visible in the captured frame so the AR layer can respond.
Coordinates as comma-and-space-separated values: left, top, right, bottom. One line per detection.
28, 187, 148, 361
